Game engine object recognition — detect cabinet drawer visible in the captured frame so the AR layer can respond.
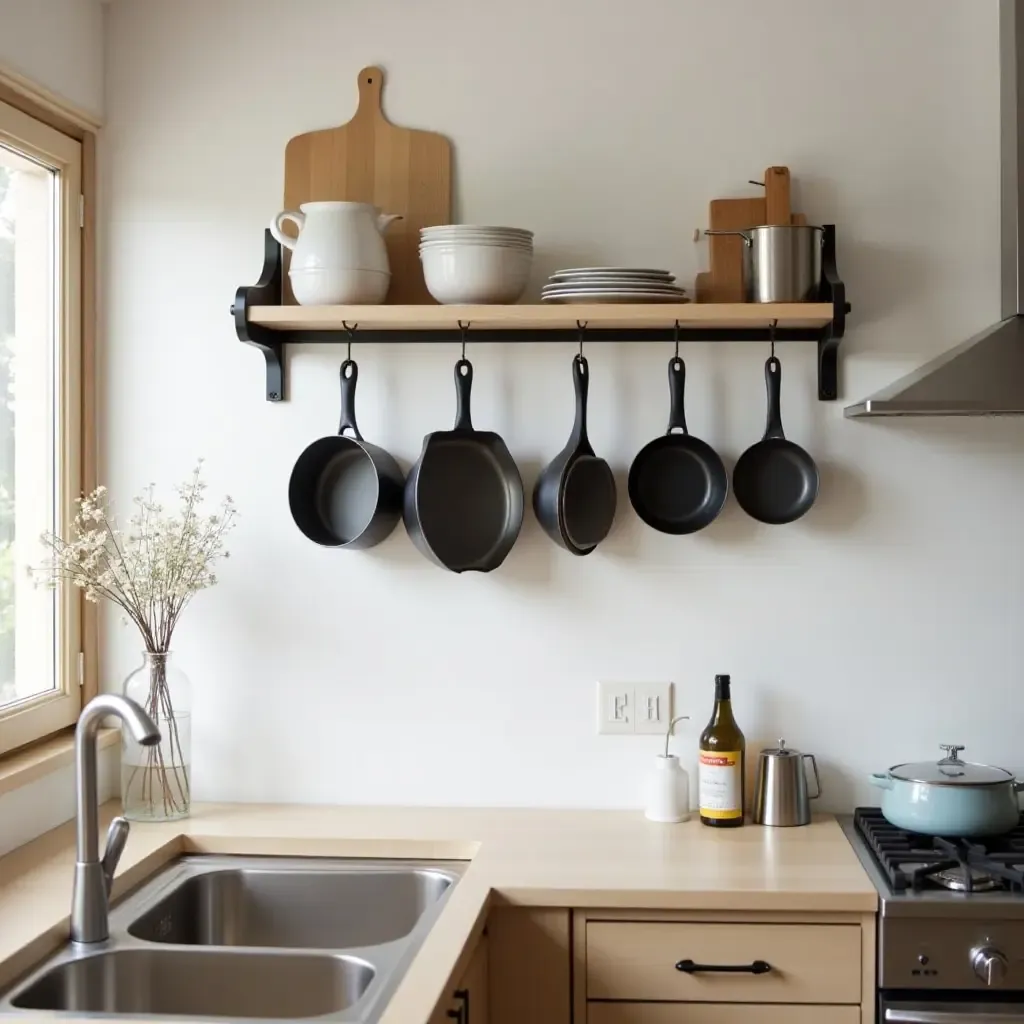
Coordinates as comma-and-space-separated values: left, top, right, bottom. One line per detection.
586, 921, 861, 1004
588, 1004, 860, 1024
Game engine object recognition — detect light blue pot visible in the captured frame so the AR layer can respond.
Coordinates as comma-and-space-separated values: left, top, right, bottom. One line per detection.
870, 771, 1024, 836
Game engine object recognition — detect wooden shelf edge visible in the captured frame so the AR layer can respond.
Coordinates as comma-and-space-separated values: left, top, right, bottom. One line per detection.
249, 302, 834, 332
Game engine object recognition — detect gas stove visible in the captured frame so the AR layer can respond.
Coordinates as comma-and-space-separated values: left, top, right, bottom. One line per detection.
842, 808, 1024, 1020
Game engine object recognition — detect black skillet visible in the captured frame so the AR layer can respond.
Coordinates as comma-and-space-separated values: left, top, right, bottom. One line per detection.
289, 360, 404, 548
404, 358, 524, 573
533, 355, 616, 555
733, 356, 819, 524
628, 357, 728, 535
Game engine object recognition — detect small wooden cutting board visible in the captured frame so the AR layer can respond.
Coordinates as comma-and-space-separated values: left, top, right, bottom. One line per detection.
282, 66, 452, 304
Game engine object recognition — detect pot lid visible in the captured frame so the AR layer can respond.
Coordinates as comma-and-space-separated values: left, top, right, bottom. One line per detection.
889, 745, 1016, 786
761, 738, 801, 758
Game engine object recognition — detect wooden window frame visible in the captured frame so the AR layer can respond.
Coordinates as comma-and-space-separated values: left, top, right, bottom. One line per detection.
0, 66, 98, 765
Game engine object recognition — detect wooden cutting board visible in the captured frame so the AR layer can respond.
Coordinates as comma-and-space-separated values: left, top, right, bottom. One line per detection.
699, 196, 766, 302
282, 66, 452, 304
764, 165, 791, 224
696, 166, 805, 302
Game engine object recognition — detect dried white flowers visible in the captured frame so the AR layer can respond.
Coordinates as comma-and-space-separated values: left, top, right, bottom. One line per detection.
34, 461, 237, 652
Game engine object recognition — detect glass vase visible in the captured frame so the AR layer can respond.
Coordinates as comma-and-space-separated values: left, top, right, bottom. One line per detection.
121, 650, 192, 821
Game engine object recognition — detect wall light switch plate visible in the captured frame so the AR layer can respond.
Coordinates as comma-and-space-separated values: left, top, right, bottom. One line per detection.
597, 681, 633, 734
634, 682, 674, 734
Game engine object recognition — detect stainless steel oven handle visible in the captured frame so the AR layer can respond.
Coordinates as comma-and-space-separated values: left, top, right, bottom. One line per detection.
887, 1010, 1024, 1023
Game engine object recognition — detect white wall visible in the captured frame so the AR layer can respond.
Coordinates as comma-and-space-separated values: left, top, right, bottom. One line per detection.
0, 0, 104, 117
101, 0, 1023, 813
0, 0, 108, 855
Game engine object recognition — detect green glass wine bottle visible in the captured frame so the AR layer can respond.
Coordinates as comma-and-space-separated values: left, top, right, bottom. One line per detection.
698, 674, 746, 828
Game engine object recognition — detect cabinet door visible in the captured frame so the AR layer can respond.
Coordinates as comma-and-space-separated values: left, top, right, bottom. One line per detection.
431, 936, 489, 1024
588, 1005, 860, 1024
489, 908, 570, 1024
456, 934, 488, 1024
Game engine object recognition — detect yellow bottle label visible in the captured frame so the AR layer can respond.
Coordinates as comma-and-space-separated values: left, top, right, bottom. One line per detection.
699, 750, 743, 819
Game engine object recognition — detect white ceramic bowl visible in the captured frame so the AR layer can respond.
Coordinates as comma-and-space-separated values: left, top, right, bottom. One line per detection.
420, 239, 533, 253
422, 224, 533, 238
289, 267, 390, 305
420, 244, 532, 304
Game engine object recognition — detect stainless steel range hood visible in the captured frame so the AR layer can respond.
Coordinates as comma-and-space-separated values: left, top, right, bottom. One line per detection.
845, 0, 1024, 417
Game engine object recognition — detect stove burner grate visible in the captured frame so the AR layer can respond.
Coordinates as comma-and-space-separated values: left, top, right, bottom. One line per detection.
854, 807, 1024, 894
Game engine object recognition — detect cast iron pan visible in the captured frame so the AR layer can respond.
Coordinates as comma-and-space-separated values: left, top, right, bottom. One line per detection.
628, 357, 728, 535
289, 360, 404, 548
404, 358, 524, 573
533, 355, 616, 555
733, 356, 819, 524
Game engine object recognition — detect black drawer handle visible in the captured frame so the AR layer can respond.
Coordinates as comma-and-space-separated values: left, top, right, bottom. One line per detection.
446, 988, 470, 1024
676, 959, 772, 975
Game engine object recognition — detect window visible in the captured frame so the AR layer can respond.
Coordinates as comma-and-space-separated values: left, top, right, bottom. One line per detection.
0, 97, 82, 754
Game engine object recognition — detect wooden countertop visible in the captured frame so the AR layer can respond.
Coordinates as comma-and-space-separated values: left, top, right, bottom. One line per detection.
0, 803, 876, 1023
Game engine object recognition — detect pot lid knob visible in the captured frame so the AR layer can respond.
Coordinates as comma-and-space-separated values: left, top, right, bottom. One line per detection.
938, 743, 965, 764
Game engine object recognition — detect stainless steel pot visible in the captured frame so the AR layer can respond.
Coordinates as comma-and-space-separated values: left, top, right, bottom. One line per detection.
870, 744, 1024, 836
705, 224, 824, 302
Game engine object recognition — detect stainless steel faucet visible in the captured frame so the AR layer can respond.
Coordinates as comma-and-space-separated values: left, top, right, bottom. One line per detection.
72, 694, 160, 944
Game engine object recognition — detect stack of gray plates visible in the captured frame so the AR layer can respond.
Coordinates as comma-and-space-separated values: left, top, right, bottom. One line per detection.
541, 268, 688, 304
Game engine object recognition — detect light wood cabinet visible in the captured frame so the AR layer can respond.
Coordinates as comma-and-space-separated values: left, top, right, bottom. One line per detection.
574, 910, 876, 1024
588, 1005, 860, 1024
434, 934, 488, 1024
586, 920, 861, 1004
489, 908, 570, 1024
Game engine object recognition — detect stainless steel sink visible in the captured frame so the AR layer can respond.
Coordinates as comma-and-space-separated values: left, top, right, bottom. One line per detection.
10, 949, 374, 1018
0, 856, 464, 1022
128, 865, 453, 949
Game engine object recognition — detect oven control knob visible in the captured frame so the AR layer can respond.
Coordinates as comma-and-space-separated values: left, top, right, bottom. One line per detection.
971, 946, 1008, 986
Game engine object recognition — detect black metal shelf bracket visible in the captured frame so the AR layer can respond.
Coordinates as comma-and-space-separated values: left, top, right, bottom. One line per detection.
232, 225, 848, 403
232, 229, 285, 401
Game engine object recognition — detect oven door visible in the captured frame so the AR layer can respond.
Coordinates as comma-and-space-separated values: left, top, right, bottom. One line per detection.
883, 1002, 1024, 1023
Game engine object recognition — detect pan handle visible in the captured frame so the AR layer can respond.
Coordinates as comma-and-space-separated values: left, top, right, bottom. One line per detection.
763, 357, 785, 440
454, 358, 474, 431
338, 360, 364, 440
704, 228, 753, 246
666, 358, 689, 436
569, 354, 591, 449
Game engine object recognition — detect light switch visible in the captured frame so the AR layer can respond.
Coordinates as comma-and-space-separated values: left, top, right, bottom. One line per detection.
597, 681, 633, 734
596, 681, 674, 735
634, 682, 673, 734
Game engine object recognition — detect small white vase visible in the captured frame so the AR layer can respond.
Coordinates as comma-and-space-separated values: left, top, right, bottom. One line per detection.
645, 754, 691, 823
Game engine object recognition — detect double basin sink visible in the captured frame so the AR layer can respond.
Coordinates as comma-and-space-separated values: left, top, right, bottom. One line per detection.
0, 856, 464, 1021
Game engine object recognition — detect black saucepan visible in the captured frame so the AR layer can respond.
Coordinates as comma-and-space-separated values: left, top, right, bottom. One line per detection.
289, 360, 404, 548
628, 357, 728, 534
533, 355, 616, 555
733, 356, 819, 524
404, 358, 524, 573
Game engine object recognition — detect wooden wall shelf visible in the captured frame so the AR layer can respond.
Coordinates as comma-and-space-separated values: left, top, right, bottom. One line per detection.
248, 303, 835, 332
233, 228, 848, 403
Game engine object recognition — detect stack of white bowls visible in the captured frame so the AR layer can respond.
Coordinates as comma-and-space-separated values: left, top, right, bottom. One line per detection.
419, 225, 533, 304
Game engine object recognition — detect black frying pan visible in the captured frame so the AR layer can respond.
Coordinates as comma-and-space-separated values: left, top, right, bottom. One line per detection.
404, 358, 524, 573
733, 356, 819, 524
533, 355, 616, 555
289, 360, 404, 548
628, 357, 728, 535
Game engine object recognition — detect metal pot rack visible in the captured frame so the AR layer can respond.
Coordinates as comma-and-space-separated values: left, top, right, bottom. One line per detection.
231, 225, 848, 403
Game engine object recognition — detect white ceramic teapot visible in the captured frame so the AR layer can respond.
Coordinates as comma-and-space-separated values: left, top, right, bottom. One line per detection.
270, 201, 402, 305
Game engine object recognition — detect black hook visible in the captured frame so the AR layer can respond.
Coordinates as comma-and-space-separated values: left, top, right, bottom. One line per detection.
673, 320, 681, 359
576, 320, 588, 359
458, 320, 470, 360
769, 319, 777, 359
343, 321, 358, 362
